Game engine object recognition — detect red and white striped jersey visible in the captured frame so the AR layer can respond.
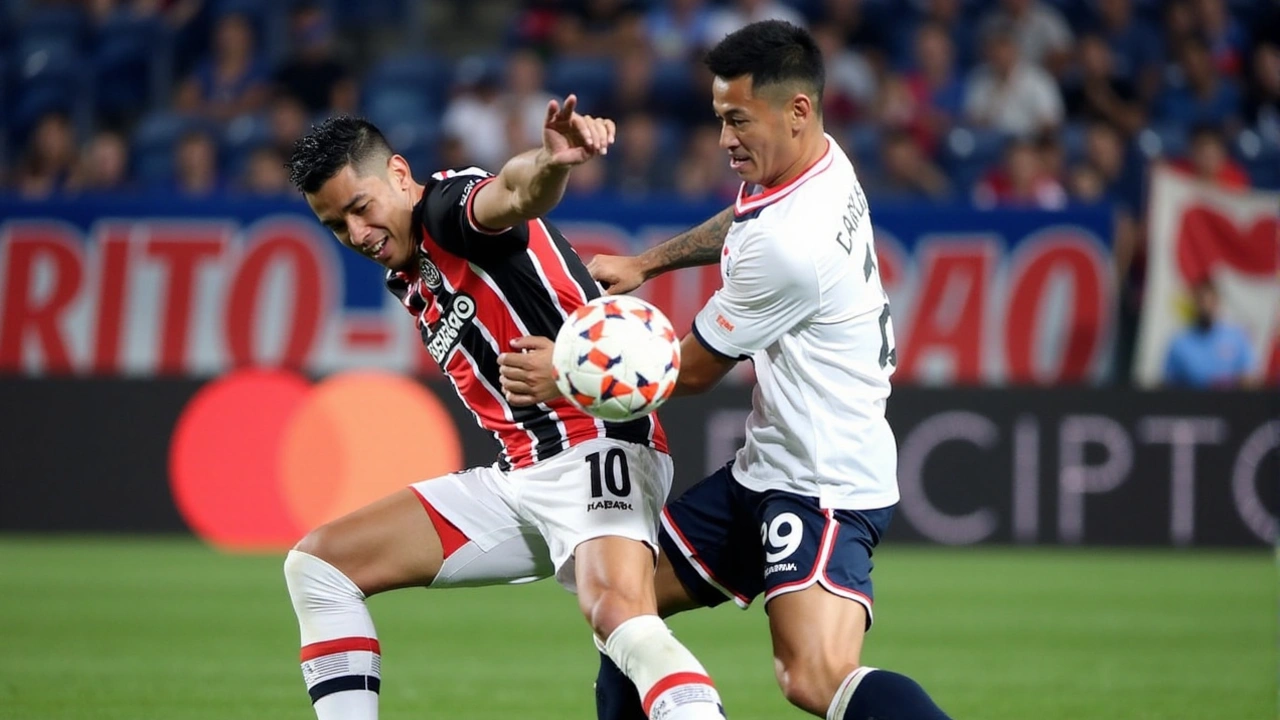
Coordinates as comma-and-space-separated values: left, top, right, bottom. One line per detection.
386, 167, 667, 470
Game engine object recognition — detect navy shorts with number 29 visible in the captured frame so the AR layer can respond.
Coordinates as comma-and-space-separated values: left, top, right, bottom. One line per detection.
658, 462, 894, 627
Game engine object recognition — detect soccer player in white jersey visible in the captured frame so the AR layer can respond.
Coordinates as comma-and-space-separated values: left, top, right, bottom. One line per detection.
282, 99, 727, 720
498, 21, 952, 720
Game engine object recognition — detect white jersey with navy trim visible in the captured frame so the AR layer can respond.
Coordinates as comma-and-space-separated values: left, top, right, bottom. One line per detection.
692, 135, 900, 510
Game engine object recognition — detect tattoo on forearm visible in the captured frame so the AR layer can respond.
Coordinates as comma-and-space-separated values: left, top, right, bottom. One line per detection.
643, 207, 733, 275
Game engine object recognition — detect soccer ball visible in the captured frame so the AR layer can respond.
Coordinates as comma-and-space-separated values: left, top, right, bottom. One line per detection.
552, 295, 681, 422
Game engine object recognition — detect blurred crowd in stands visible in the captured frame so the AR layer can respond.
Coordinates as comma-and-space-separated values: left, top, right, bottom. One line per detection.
2, 0, 1278, 206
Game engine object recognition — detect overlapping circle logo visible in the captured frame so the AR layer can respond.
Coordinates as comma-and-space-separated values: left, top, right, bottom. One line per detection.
169, 369, 463, 551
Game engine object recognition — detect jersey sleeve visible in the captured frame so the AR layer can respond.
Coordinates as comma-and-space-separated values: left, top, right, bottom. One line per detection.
692, 228, 820, 360
422, 167, 530, 261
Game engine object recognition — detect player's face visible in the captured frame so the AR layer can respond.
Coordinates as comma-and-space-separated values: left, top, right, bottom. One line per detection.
307, 156, 417, 271
711, 75, 803, 187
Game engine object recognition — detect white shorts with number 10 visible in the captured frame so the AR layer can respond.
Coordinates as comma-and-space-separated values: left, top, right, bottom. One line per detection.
410, 438, 673, 592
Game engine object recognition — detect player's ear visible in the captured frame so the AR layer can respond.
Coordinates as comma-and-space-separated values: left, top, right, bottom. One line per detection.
789, 93, 815, 129
387, 154, 412, 191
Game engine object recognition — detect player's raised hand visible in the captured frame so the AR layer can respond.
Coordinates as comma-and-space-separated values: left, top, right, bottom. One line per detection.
587, 254, 647, 295
498, 336, 561, 407
542, 95, 616, 167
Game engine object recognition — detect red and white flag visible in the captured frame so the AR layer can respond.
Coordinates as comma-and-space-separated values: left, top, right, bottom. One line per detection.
1135, 166, 1280, 387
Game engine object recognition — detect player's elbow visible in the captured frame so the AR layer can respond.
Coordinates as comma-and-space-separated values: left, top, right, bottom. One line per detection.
674, 368, 722, 396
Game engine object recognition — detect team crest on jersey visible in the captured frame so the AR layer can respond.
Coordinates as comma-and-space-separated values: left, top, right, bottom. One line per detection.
417, 251, 443, 291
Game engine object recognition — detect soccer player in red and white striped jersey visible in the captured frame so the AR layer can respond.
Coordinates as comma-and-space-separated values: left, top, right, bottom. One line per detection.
282, 99, 725, 720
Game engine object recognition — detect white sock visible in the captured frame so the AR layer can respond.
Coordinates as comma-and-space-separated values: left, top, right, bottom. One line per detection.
284, 550, 381, 719
827, 666, 878, 720
603, 615, 725, 719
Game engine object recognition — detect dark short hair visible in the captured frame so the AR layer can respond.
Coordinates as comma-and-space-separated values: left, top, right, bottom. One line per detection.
704, 20, 825, 106
286, 116, 393, 194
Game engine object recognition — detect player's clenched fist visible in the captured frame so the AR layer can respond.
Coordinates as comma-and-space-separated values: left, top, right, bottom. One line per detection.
542, 94, 616, 167
587, 254, 647, 296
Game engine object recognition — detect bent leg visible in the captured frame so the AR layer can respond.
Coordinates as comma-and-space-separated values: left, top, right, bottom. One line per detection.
285, 488, 447, 719
590, 462, 762, 720
763, 503, 951, 720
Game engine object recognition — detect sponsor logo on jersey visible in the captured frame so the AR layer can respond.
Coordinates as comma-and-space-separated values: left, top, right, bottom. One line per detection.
715, 314, 735, 332
426, 293, 476, 363
586, 499, 634, 512
458, 178, 481, 207
764, 562, 798, 577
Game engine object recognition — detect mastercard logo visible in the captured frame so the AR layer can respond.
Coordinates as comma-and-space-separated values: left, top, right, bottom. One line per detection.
169, 368, 463, 551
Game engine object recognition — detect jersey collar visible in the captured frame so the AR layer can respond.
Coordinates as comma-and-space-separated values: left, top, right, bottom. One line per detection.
734, 136, 834, 217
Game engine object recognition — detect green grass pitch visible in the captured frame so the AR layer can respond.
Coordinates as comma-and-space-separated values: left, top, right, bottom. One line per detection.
0, 538, 1273, 719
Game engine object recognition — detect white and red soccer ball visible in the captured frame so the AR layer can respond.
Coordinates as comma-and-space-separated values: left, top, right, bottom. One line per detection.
552, 296, 681, 422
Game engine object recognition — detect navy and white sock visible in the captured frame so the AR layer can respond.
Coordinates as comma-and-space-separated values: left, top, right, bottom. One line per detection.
828, 667, 952, 720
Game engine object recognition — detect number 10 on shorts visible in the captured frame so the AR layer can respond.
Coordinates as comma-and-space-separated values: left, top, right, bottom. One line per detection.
585, 450, 634, 510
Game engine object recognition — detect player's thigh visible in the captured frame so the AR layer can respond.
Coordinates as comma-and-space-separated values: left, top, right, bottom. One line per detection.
512, 439, 673, 592
656, 462, 765, 611
767, 585, 870, 714
760, 501, 894, 708
410, 467, 556, 589
293, 487, 446, 597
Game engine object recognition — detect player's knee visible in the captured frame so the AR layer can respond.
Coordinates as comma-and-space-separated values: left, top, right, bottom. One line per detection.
579, 586, 653, 639
774, 657, 856, 716
290, 523, 366, 587
292, 523, 339, 563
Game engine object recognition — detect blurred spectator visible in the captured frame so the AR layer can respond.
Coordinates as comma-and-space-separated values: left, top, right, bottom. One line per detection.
68, 129, 131, 194
441, 59, 508, 170
503, 49, 555, 153
13, 112, 77, 199
237, 146, 291, 196
598, 45, 666, 121
268, 94, 311, 158
865, 129, 952, 201
1066, 161, 1107, 203
1169, 123, 1250, 189
645, 0, 715, 62
978, 0, 1073, 77
894, 0, 975, 73
174, 12, 270, 123
963, 21, 1064, 137
1191, 0, 1247, 77
1063, 34, 1147, 137
1155, 38, 1243, 131
608, 112, 672, 197
899, 21, 966, 153
1089, 0, 1163, 102
813, 0, 885, 65
673, 124, 739, 201
551, 0, 647, 57
706, 0, 807, 46
1036, 130, 1065, 183
173, 129, 221, 196
436, 135, 470, 170
1163, 280, 1257, 387
811, 22, 877, 134
565, 151, 607, 196
273, 3, 357, 116
1246, 42, 1280, 144
1162, 0, 1198, 52
1083, 121, 1142, 212
973, 137, 1067, 208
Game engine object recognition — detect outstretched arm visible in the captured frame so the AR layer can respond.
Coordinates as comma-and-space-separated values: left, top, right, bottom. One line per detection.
637, 206, 735, 276
588, 206, 734, 295
471, 95, 615, 231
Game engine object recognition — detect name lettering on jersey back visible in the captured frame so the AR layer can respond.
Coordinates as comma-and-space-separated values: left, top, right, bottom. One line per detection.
426, 293, 476, 363
834, 183, 870, 255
